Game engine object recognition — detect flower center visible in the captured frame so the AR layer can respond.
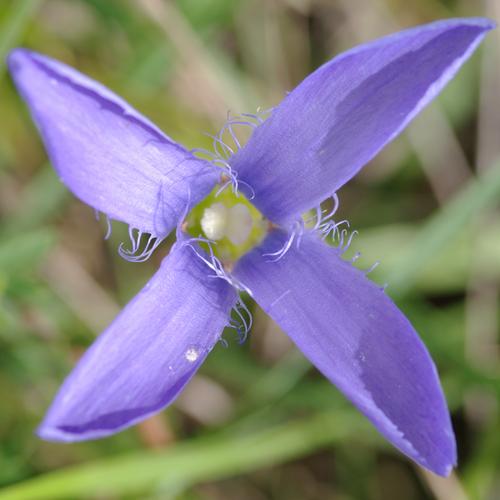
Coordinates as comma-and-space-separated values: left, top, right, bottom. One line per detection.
184, 184, 267, 263
201, 202, 253, 245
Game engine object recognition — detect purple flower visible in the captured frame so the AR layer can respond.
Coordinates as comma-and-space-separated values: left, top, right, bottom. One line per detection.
8, 18, 494, 476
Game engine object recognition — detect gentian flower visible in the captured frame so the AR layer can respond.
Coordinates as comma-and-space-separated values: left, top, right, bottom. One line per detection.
8, 18, 494, 476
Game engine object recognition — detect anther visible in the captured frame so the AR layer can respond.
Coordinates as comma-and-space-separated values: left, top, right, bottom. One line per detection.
267, 221, 278, 232
223, 260, 235, 273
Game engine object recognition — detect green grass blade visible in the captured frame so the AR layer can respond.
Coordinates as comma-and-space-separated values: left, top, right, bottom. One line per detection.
0, 229, 55, 275
355, 221, 500, 294
0, 411, 373, 499
0, 0, 41, 79
462, 419, 500, 500
387, 158, 500, 295
0, 164, 68, 237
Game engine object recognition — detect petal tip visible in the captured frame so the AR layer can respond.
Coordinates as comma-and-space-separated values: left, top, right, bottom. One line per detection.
7, 48, 42, 79
463, 16, 496, 31
433, 460, 455, 478
7, 47, 28, 72
36, 422, 75, 443
37, 420, 114, 443
420, 426, 457, 477
431, 17, 496, 32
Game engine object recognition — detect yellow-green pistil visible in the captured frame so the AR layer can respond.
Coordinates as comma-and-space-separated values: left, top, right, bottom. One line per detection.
184, 184, 268, 263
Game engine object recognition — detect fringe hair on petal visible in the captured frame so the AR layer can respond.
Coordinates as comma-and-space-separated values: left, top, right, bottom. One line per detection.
191, 109, 272, 199
118, 227, 164, 263
94, 210, 113, 240
263, 219, 305, 262
94, 209, 165, 263
179, 234, 254, 344
310, 195, 384, 287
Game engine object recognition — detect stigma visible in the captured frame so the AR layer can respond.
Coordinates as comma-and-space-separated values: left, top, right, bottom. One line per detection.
184, 184, 267, 262
201, 202, 253, 245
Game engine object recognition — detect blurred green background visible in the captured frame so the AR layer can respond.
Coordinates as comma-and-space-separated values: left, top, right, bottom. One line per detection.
0, 0, 499, 499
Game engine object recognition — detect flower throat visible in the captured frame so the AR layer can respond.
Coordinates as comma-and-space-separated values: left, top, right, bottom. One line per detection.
184, 181, 268, 264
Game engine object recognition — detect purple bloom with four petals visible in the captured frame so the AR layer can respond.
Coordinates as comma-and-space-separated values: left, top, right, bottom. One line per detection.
8, 17, 494, 476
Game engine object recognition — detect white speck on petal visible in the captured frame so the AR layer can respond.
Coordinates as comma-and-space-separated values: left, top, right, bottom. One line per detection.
185, 348, 199, 363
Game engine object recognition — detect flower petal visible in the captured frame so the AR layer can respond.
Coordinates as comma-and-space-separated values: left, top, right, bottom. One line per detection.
8, 49, 218, 237
234, 230, 456, 475
38, 241, 236, 441
232, 18, 494, 224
